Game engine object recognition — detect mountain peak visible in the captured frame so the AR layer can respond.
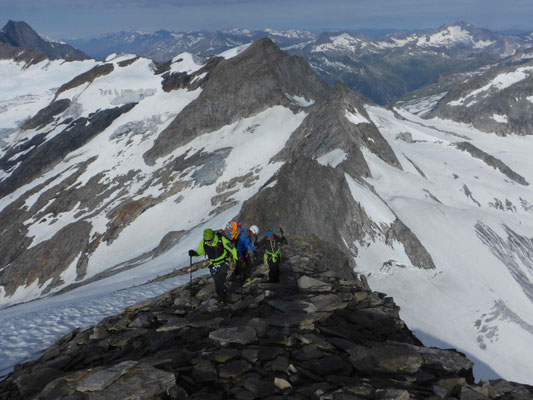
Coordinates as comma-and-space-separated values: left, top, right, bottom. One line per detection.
0, 19, 89, 61
144, 37, 329, 164
1, 20, 41, 47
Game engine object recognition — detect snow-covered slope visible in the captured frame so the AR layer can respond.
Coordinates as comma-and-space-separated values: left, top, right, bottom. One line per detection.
0, 58, 97, 143
352, 106, 533, 384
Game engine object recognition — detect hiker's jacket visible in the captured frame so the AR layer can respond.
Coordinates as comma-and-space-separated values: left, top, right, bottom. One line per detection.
236, 231, 256, 258
256, 234, 287, 263
196, 234, 237, 266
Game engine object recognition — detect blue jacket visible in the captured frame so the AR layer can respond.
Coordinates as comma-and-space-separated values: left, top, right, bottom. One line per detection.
236, 231, 255, 258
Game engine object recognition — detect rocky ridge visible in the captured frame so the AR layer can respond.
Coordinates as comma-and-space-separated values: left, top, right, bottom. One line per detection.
1, 236, 531, 400
0, 20, 88, 61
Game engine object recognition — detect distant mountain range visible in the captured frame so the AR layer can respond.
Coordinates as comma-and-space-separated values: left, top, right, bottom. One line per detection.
3, 20, 533, 105
68, 23, 533, 105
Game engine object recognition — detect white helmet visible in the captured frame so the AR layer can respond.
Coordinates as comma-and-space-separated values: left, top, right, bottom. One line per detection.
249, 225, 259, 235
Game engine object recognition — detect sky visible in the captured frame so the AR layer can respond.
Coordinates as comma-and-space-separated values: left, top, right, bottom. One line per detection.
1, 0, 533, 39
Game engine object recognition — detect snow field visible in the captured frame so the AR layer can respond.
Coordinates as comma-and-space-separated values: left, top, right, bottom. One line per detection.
353, 106, 533, 383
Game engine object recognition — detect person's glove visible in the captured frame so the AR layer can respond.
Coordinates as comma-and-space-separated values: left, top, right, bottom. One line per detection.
188, 250, 197, 257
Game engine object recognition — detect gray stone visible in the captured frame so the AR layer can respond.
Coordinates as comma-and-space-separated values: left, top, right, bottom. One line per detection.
418, 346, 474, 374
460, 387, 490, 400
90, 326, 109, 340
269, 312, 316, 328
375, 388, 410, 400
129, 312, 154, 329
298, 354, 351, 376
297, 275, 332, 291
248, 318, 269, 337
265, 356, 289, 372
14, 368, 64, 398
209, 326, 258, 347
309, 294, 346, 312
244, 373, 276, 398
274, 377, 292, 391
192, 359, 218, 382
294, 333, 335, 351
77, 361, 138, 392
348, 344, 423, 374
217, 359, 252, 379
242, 348, 259, 363
36, 362, 175, 400
212, 348, 240, 363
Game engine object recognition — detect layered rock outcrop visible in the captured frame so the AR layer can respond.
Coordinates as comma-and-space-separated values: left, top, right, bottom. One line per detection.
1, 237, 530, 399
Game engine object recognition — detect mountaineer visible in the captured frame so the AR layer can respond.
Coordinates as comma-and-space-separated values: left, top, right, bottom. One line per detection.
225, 218, 244, 246
255, 228, 287, 283
189, 228, 237, 304
235, 225, 259, 282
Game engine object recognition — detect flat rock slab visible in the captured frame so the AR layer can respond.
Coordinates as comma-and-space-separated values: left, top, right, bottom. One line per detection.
37, 362, 176, 400
297, 275, 332, 291
348, 344, 423, 374
78, 360, 138, 391
309, 294, 346, 312
209, 326, 258, 347
269, 312, 316, 328
157, 316, 224, 331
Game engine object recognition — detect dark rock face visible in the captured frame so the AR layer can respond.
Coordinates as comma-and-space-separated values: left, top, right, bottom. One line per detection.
0, 20, 89, 61
275, 82, 401, 177
386, 219, 436, 269
0, 41, 46, 66
238, 158, 368, 258
162, 57, 222, 92
454, 142, 529, 186
1, 236, 530, 399
0, 103, 135, 199
20, 99, 71, 130
55, 63, 114, 98
238, 157, 435, 270
0, 220, 92, 297
144, 38, 330, 165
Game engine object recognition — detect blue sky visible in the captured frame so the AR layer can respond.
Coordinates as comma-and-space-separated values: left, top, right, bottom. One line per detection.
2, 0, 533, 39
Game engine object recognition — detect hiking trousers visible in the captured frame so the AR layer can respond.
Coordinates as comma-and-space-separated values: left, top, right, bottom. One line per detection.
267, 258, 280, 283
241, 254, 253, 281
210, 262, 229, 302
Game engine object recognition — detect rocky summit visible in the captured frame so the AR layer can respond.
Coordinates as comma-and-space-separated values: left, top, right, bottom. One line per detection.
1, 236, 531, 400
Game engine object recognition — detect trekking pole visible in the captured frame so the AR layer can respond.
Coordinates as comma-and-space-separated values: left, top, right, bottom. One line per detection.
189, 255, 193, 303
